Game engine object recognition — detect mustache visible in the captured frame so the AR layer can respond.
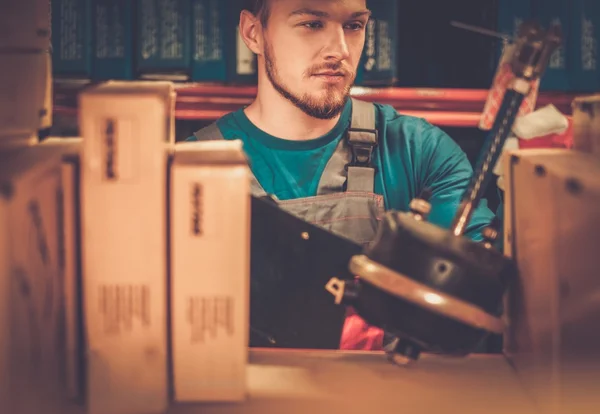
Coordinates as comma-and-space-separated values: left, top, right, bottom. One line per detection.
306, 62, 354, 77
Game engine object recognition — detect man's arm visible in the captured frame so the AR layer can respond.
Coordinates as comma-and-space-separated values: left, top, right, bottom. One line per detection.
417, 120, 496, 241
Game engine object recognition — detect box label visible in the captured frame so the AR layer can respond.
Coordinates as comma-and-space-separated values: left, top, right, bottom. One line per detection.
187, 296, 235, 344
98, 284, 151, 335
101, 118, 137, 182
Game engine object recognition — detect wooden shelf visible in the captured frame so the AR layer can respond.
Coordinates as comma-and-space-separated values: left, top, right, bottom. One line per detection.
53, 82, 580, 128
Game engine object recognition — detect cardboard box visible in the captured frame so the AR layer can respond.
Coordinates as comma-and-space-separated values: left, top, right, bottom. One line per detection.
78, 81, 175, 414
0, 138, 81, 413
0, 52, 50, 146
91, 0, 135, 80
136, 0, 192, 79
570, 0, 600, 92
572, 94, 600, 159
503, 148, 600, 413
170, 140, 250, 401
51, 0, 93, 78
0, 0, 51, 50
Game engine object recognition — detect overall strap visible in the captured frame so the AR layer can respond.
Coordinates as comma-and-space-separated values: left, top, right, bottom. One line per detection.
346, 98, 378, 192
192, 123, 267, 196
193, 122, 225, 141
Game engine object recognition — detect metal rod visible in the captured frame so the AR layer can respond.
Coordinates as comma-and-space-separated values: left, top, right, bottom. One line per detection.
450, 21, 512, 41
450, 88, 525, 236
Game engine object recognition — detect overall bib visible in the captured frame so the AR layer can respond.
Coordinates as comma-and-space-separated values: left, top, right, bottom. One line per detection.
193, 98, 386, 350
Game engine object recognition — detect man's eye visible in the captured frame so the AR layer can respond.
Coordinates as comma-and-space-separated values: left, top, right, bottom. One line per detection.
302, 21, 323, 29
345, 22, 365, 31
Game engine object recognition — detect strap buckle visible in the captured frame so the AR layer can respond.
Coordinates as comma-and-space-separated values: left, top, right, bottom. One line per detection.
346, 127, 378, 168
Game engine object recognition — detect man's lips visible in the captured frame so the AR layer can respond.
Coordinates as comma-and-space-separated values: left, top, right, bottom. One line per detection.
311, 71, 348, 84
313, 71, 346, 77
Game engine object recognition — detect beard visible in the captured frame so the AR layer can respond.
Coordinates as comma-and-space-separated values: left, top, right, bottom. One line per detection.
264, 41, 354, 120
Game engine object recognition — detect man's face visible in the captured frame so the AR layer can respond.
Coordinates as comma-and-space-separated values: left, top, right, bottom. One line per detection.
259, 0, 369, 119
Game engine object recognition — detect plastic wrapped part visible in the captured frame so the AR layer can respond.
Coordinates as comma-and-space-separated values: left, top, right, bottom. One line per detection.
512, 104, 569, 139
341, 210, 515, 359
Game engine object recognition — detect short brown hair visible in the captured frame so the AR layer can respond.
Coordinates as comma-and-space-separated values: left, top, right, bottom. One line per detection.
242, 0, 270, 27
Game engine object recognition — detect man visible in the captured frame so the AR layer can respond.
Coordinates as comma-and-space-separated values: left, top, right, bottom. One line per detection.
187, 0, 496, 350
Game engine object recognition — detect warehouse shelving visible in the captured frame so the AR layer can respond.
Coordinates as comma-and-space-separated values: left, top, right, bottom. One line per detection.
53, 82, 579, 128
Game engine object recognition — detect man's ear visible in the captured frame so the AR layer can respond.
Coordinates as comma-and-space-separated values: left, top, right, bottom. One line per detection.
239, 10, 263, 56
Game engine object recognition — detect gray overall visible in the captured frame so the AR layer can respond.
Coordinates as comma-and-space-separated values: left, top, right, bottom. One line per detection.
193, 98, 384, 246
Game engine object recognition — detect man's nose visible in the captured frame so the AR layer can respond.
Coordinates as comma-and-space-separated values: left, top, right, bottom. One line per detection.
322, 26, 351, 61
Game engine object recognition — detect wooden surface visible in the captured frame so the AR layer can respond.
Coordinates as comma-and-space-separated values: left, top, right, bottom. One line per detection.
171, 348, 538, 414
7, 347, 542, 414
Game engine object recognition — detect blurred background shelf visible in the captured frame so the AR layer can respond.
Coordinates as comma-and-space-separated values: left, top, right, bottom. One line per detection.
53, 82, 579, 128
